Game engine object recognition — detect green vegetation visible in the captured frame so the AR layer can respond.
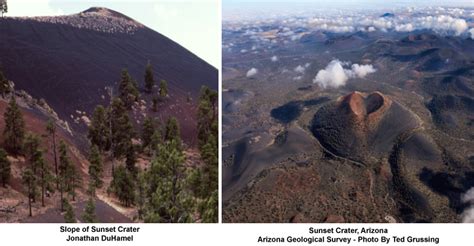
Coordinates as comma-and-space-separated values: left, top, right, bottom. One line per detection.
0, 0, 7, 18
0, 68, 11, 97
0, 148, 10, 187
88, 105, 110, 152
144, 62, 155, 94
118, 69, 139, 109
159, 79, 168, 97
22, 168, 36, 217
3, 97, 25, 155
88, 144, 103, 189
46, 119, 59, 188
63, 198, 76, 223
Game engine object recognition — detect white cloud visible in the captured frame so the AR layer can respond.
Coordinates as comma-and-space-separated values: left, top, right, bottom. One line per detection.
350, 64, 377, 78
313, 60, 376, 89
294, 65, 305, 73
313, 60, 349, 89
271, 56, 278, 62
469, 28, 474, 39
395, 23, 414, 32
246, 68, 258, 77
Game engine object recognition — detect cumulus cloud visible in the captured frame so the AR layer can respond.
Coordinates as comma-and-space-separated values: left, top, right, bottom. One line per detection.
313, 60, 376, 89
462, 187, 474, 223
294, 65, 306, 73
313, 60, 349, 89
350, 64, 377, 78
271, 56, 278, 62
469, 29, 474, 39
246, 68, 258, 77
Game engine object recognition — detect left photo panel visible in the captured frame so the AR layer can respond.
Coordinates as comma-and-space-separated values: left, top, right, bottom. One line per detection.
0, 0, 218, 223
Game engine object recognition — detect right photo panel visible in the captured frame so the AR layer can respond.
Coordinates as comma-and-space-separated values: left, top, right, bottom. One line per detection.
222, 0, 474, 223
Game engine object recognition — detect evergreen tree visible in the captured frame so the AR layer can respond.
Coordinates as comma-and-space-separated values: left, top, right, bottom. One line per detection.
149, 130, 162, 158
46, 119, 59, 188
88, 144, 103, 189
200, 190, 218, 223
24, 133, 41, 175
3, 97, 25, 155
37, 150, 53, 207
0, 68, 11, 97
88, 105, 110, 151
136, 171, 146, 220
159, 79, 168, 98
118, 69, 139, 109
200, 134, 218, 196
22, 168, 36, 217
141, 116, 155, 152
0, 0, 7, 18
0, 148, 10, 187
144, 139, 193, 223
63, 199, 76, 223
109, 165, 135, 207
68, 163, 80, 201
109, 98, 134, 162
151, 95, 159, 112
82, 197, 98, 223
144, 62, 155, 94
125, 143, 137, 177
197, 86, 218, 149
164, 117, 180, 144
58, 141, 71, 211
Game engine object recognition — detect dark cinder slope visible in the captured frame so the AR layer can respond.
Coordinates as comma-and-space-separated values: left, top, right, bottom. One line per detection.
0, 7, 217, 141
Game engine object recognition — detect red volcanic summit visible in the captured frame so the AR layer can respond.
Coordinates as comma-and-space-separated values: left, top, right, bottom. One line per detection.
337, 91, 391, 121
312, 91, 420, 162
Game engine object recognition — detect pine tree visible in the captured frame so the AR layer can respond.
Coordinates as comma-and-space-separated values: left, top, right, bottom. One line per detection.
88, 105, 110, 151
136, 171, 146, 220
144, 62, 155, 94
3, 97, 25, 155
0, 148, 11, 187
24, 133, 41, 175
164, 117, 180, 144
149, 130, 162, 158
144, 139, 193, 223
82, 197, 98, 223
141, 116, 155, 152
58, 141, 71, 211
201, 191, 218, 223
118, 69, 139, 109
88, 144, 103, 189
0, 68, 11, 97
109, 165, 135, 207
159, 79, 168, 98
197, 86, 218, 149
125, 143, 137, 177
68, 163, 80, 201
63, 198, 76, 223
151, 95, 159, 112
0, 0, 7, 18
37, 150, 53, 207
22, 168, 37, 217
109, 98, 134, 162
46, 119, 59, 188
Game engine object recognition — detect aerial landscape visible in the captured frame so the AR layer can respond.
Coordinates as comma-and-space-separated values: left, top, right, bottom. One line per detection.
222, 0, 474, 223
0, 1, 218, 223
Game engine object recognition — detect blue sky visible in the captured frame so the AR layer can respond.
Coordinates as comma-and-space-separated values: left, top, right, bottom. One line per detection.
7, 0, 219, 68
